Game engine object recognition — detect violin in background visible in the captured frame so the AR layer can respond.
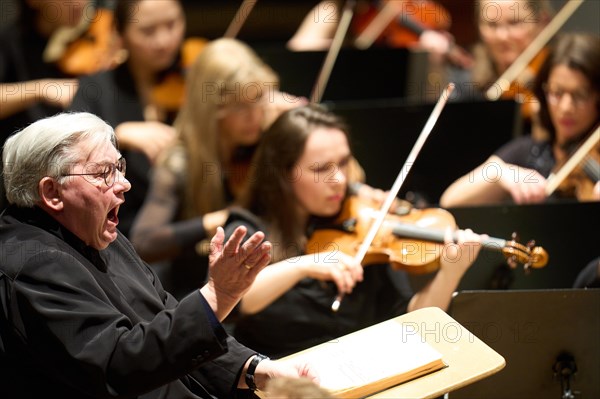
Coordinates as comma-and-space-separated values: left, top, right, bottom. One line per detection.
500, 48, 549, 121
56, 5, 122, 76
149, 0, 258, 119
352, 0, 474, 69
547, 126, 600, 202
353, 0, 451, 47
149, 37, 208, 116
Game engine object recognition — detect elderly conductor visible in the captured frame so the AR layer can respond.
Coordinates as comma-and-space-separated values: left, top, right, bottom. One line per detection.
0, 112, 316, 398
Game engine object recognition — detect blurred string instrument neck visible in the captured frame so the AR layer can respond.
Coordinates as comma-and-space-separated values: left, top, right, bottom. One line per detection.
485, 0, 585, 103
546, 125, 600, 201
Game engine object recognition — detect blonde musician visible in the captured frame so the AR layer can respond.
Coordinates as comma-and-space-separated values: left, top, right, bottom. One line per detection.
129, 38, 307, 298
469, 0, 553, 95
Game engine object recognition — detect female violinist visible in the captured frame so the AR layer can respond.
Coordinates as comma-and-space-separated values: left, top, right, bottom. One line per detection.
0, 0, 120, 126
223, 104, 484, 358
447, 0, 551, 103
440, 32, 599, 207
0, 0, 83, 118
69, 0, 188, 237
129, 38, 307, 298
450, 0, 553, 131
468, 0, 552, 94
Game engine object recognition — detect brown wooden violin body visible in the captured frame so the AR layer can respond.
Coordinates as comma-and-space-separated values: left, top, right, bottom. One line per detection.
501, 48, 548, 121
57, 7, 119, 76
307, 196, 548, 274
150, 37, 208, 114
552, 127, 600, 201
352, 0, 451, 48
351, 0, 473, 68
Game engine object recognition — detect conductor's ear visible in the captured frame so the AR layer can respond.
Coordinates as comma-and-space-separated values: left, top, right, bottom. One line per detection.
38, 177, 64, 212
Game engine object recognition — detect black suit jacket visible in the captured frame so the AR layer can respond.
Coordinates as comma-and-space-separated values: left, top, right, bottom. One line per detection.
0, 205, 255, 398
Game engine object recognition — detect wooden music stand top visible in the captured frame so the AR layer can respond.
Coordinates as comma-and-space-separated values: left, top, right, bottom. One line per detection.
366, 307, 505, 398
277, 307, 505, 399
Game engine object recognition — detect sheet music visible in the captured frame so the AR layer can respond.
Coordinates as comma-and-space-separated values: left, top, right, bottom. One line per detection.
290, 322, 444, 393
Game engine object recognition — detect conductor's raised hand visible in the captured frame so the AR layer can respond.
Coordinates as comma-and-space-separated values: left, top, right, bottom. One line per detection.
200, 226, 271, 321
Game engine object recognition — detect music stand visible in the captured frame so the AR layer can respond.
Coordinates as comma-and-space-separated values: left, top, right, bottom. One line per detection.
328, 99, 520, 203
448, 289, 600, 398
252, 46, 428, 102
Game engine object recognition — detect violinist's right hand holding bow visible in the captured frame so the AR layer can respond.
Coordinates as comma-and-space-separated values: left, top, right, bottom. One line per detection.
238, 250, 362, 316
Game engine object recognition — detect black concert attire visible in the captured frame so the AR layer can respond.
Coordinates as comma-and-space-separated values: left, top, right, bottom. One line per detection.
0, 204, 257, 398
494, 135, 555, 178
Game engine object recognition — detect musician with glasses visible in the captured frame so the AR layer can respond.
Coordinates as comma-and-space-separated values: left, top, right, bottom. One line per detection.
0, 112, 317, 398
441, 32, 599, 206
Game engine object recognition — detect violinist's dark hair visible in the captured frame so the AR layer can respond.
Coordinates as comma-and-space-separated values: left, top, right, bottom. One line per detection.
240, 104, 350, 262
113, 0, 182, 34
114, 0, 139, 34
533, 33, 600, 141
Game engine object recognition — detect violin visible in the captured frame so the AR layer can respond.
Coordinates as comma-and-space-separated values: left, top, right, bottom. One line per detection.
486, 0, 584, 102
353, 0, 450, 46
500, 48, 548, 121
148, 37, 208, 118
547, 126, 600, 201
556, 154, 600, 201
307, 196, 549, 274
352, 0, 473, 68
148, 0, 259, 116
57, 6, 121, 76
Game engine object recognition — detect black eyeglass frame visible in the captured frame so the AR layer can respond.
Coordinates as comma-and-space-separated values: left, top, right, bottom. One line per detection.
60, 157, 126, 188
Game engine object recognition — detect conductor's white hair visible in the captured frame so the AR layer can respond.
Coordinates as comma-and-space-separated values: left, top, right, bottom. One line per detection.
2, 112, 116, 207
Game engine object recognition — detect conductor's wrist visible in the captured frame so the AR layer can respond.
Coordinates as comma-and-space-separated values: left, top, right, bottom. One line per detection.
244, 354, 270, 391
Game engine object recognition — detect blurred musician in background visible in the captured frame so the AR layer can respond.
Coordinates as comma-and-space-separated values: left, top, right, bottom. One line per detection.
69, 0, 192, 238
440, 32, 599, 207
287, 0, 462, 67
457, 0, 553, 100
447, 0, 555, 142
129, 38, 306, 298
0, 0, 94, 209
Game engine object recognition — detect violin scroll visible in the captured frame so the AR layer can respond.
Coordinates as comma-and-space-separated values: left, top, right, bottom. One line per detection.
502, 232, 548, 272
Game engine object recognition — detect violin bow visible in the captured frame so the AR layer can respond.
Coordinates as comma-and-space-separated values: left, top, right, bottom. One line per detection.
310, 0, 357, 103
223, 0, 258, 38
486, 0, 584, 100
332, 83, 455, 311
353, 1, 401, 49
545, 125, 600, 196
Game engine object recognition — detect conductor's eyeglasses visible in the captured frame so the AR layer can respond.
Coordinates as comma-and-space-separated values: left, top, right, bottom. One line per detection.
62, 157, 126, 188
